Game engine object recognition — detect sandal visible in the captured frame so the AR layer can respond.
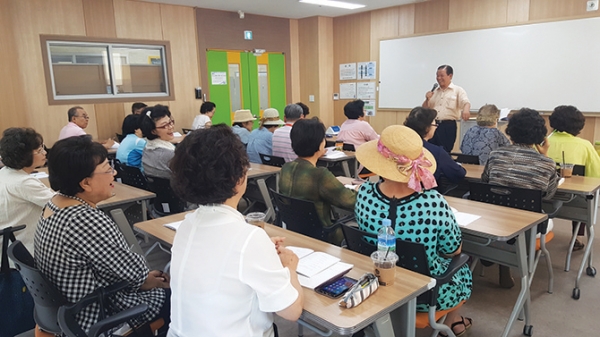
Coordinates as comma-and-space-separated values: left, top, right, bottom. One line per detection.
573, 239, 585, 251
438, 316, 473, 337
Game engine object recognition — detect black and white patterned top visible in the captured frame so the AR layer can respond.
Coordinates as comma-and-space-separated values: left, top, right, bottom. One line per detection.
34, 202, 165, 332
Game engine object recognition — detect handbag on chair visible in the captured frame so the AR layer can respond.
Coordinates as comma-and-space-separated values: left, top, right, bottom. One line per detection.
0, 225, 35, 337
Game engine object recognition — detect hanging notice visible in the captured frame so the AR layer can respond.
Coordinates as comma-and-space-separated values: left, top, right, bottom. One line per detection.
339, 63, 357, 80
211, 72, 227, 85
357, 61, 376, 80
340, 83, 356, 99
356, 82, 376, 99
364, 100, 376, 116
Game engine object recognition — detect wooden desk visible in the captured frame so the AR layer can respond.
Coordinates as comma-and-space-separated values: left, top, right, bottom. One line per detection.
318, 151, 356, 178
134, 212, 433, 337
446, 196, 546, 337
37, 168, 156, 221
462, 163, 600, 298
248, 163, 281, 222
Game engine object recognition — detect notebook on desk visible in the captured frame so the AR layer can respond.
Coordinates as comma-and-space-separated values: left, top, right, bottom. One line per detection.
288, 246, 353, 289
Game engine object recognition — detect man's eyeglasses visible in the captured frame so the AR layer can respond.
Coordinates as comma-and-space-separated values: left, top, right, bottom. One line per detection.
75, 114, 90, 120
156, 119, 175, 129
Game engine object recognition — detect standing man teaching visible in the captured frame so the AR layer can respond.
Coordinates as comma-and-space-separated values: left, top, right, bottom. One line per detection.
423, 65, 471, 152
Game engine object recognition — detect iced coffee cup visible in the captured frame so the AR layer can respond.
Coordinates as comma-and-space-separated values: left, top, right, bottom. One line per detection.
245, 212, 266, 228
370, 251, 398, 286
561, 163, 574, 178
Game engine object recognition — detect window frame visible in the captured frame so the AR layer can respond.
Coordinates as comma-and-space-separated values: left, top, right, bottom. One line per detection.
41, 35, 175, 105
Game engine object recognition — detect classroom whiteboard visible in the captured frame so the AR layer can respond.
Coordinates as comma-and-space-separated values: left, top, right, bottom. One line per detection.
379, 17, 600, 112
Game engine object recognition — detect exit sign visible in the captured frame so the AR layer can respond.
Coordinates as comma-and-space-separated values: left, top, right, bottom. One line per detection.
244, 30, 253, 40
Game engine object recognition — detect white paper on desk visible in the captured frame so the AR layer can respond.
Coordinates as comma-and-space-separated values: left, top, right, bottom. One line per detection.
31, 172, 49, 179
453, 212, 481, 227
173, 132, 182, 137
163, 220, 182, 231
499, 108, 511, 121
558, 177, 565, 186
111, 142, 120, 149
296, 251, 340, 278
288, 246, 314, 259
323, 148, 347, 159
298, 262, 353, 289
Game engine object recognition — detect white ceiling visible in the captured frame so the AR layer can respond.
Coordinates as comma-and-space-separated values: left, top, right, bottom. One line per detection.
141, 0, 428, 19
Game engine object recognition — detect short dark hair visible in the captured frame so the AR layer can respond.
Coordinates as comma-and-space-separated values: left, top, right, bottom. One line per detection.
291, 118, 326, 157
67, 106, 83, 122
344, 100, 365, 119
131, 102, 147, 114
550, 105, 585, 136
122, 114, 142, 136
437, 65, 453, 76
170, 124, 249, 205
404, 107, 437, 138
200, 101, 216, 114
506, 108, 547, 145
140, 105, 172, 140
284, 104, 303, 121
48, 136, 107, 196
0, 128, 43, 169
295, 102, 310, 117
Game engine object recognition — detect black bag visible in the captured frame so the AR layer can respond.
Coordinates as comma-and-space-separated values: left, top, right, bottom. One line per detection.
0, 225, 36, 337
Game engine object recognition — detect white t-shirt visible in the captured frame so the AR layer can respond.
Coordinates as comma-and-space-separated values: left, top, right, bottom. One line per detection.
0, 167, 54, 251
168, 204, 299, 337
192, 114, 211, 130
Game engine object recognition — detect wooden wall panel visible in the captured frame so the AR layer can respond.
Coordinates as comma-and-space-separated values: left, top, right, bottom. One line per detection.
414, 0, 449, 34
289, 19, 301, 103
95, 103, 125, 140
318, 17, 335, 127
113, 0, 163, 40
298, 17, 320, 119
82, 0, 116, 37
507, 0, 530, 23
160, 4, 201, 131
398, 4, 416, 36
333, 12, 371, 126
529, 0, 599, 21
448, 0, 509, 30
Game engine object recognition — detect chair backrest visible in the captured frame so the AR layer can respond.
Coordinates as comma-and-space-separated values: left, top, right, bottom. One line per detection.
109, 209, 144, 256
451, 153, 480, 165
342, 143, 356, 152
340, 224, 377, 256
395, 238, 431, 277
259, 153, 286, 167
182, 128, 193, 135
146, 176, 187, 216
555, 162, 585, 176
8, 241, 68, 334
270, 189, 330, 242
115, 161, 149, 191
115, 133, 124, 143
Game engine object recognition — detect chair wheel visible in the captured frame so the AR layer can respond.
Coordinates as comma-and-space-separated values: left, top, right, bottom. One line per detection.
572, 287, 580, 300
523, 325, 533, 336
586, 266, 596, 277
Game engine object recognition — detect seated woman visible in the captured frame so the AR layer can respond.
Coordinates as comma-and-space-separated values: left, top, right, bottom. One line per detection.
0, 128, 54, 251
460, 104, 510, 165
279, 118, 357, 245
231, 109, 256, 145
483, 108, 558, 287
247, 108, 284, 163
168, 125, 303, 336
547, 105, 600, 250
35, 136, 169, 333
117, 114, 146, 170
337, 99, 379, 148
354, 125, 472, 336
404, 107, 466, 184
192, 101, 216, 130
141, 105, 176, 179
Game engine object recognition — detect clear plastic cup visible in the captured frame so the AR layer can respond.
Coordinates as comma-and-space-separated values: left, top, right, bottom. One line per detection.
245, 212, 266, 228
560, 163, 574, 178
370, 251, 398, 286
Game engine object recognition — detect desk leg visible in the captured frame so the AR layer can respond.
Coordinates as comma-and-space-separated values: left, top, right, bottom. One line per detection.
256, 178, 275, 222
502, 234, 532, 337
388, 298, 416, 337
341, 161, 352, 177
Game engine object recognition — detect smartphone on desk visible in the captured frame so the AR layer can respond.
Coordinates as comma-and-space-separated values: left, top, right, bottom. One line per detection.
315, 276, 357, 299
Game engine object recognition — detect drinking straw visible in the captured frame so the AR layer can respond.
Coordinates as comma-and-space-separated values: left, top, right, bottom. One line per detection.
384, 246, 391, 261
562, 151, 565, 166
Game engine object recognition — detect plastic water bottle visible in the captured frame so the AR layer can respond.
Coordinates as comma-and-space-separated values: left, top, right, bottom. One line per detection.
377, 219, 396, 252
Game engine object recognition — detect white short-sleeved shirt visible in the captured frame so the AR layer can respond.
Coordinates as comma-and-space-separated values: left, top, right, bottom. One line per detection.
168, 204, 298, 337
192, 114, 211, 130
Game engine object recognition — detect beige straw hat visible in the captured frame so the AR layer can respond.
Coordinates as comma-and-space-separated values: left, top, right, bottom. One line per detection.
356, 125, 436, 183
232, 109, 256, 123
262, 108, 284, 126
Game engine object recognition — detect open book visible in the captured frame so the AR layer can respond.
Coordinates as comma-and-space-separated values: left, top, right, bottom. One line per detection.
287, 246, 353, 289
163, 221, 182, 231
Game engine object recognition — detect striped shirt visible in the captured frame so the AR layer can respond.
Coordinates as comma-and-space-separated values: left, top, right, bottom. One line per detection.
272, 125, 297, 162
482, 145, 558, 200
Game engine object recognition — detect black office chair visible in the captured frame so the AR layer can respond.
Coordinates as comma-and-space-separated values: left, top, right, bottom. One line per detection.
115, 133, 125, 143
270, 189, 350, 244
554, 162, 585, 177
468, 181, 558, 293
114, 160, 149, 191
182, 128, 193, 135
340, 224, 469, 337
146, 176, 187, 217
451, 153, 480, 165
342, 143, 356, 152
259, 153, 286, 167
